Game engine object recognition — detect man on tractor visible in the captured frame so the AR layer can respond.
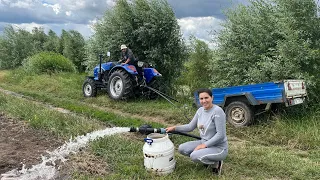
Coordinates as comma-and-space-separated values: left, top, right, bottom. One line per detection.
120, 44, 136, 66
120, 44, 144, 85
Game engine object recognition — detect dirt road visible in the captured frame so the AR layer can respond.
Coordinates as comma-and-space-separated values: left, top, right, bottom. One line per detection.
0, 113, 63, 175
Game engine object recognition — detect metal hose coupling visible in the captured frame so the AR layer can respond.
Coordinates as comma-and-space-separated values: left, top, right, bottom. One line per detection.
129, 125, 166, 135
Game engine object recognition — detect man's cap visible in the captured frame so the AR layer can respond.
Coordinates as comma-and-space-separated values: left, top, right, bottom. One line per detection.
121, 44, 127, 50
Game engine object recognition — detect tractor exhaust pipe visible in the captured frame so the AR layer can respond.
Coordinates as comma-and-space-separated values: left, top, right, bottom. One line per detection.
98, 54, 103, 80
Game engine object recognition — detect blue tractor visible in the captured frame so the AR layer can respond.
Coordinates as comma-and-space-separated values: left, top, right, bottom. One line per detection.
82, 53, 162, 100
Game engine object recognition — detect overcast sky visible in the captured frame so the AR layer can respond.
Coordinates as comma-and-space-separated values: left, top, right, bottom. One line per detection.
0, 0, 248, 47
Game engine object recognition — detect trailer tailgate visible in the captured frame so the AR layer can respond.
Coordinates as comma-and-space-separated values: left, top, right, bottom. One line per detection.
284, 80, 307, 106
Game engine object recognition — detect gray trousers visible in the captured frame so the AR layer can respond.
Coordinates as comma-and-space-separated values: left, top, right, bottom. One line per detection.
178, 140, 228, 165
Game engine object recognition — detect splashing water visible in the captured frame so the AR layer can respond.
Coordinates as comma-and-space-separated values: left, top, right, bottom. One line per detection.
1, 127, 131, 180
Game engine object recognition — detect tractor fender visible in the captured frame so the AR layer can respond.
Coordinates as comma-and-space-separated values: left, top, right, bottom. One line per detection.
108, 65, 138, 77
143, 68, 162, 83
94, 62, 115, 74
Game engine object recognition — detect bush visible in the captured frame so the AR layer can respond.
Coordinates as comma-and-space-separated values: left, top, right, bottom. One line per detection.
23, 52, 76, 74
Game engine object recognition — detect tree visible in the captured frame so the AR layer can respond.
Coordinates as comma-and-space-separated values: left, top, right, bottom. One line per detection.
59, 29, 69, 55
179, 37, 212, 95
0, 26, 34, 69
85, 0, 187, 92
0, 26, 86, 71
211, 0, 320, 103
44, 30, 60, 53
62, 30, 86, 72
31, 27, 47, 53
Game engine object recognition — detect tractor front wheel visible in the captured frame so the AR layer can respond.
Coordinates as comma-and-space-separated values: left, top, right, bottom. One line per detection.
107, 69, 133, 100
82, 78, 97, 97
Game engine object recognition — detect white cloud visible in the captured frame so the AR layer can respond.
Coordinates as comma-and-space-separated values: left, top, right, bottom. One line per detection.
10, 22, 93, 39
43, 3, 61, 14
106, 0, 116, 7
44, 0, 90, 11
10, 0, 33, 8
0, 0, 35, 8
178, 16, 223, 49
66, 11, 72, 16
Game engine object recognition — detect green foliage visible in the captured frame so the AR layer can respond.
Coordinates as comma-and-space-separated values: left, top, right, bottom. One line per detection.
85, 0, 187, 93
211, 0, 320, 104
0, 26, 34, 69
0, 25, 86, 71
61, 30, 86, 72
23, 52, 76, 74
44, 30, 60, 53
31, 27, 47, 53
178, 37, 212, 95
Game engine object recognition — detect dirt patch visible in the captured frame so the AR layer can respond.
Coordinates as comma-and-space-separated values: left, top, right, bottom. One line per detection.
0, 112, 64, 175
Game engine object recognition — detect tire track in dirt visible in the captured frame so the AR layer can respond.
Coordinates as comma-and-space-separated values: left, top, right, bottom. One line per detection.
0, 87, 173, 127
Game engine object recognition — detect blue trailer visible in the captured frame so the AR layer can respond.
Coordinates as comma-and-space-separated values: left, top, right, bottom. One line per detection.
194, 80, 307, 127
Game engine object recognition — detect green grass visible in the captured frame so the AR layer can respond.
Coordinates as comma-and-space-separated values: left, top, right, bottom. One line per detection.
81, 134, 319, 180
227, 111, 320, 150
0, 69, 319, 179
0, 93, 102, 138
1, 69, 318, 150
1, 68, 192, 125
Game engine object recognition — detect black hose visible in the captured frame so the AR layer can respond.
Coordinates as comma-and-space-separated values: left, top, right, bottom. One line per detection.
129, 125, 201, 140
170, 131, 201, 140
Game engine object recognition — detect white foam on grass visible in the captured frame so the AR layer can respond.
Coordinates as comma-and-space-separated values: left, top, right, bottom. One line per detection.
1, 127, 131, 180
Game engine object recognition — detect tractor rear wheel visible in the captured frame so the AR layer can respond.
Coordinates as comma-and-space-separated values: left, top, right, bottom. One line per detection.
107, 69, 133, 100
82, 78, 97, 97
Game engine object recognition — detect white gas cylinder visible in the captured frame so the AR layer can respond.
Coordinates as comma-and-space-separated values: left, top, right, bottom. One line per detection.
143, 133, 176, 175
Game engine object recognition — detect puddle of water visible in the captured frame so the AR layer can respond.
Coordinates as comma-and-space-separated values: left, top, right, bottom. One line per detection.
1, 127, 130, 180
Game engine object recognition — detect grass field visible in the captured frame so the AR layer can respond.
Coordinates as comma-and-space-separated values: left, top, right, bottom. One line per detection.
0, 69, 319, 179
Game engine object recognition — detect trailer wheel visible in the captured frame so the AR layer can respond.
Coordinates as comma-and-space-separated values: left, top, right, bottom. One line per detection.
82, 78, 97, 97
107, 69, 133, 100
225, 101, 253, 127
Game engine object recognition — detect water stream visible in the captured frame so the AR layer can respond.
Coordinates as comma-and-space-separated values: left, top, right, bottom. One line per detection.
1, 127, 130, 180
